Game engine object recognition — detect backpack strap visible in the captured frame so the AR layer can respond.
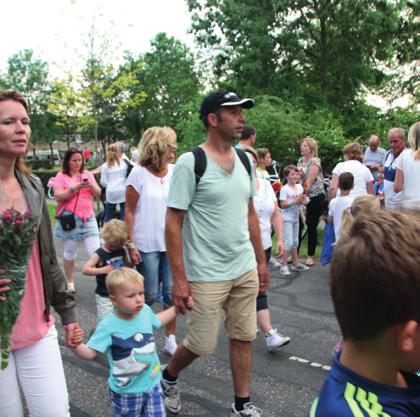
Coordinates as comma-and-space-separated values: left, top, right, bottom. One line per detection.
191, 146, 207, 186
191, 146, 251, 187
234, 147, 251, 177
124, 158, 134, 178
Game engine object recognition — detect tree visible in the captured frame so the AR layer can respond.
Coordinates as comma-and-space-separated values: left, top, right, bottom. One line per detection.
186, 0, 405, 112
3, 49, 51, 153
48, 76, 85, 147
4, 49, 50, 112
140, 33, 201, 130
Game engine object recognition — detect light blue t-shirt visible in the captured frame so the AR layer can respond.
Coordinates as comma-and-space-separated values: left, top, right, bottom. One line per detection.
167, 148, 257, 282
87, 305, 162, 394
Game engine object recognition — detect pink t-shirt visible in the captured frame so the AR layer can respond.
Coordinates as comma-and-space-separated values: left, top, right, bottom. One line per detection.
54, 171, 97, 222
11, 238, 55, 350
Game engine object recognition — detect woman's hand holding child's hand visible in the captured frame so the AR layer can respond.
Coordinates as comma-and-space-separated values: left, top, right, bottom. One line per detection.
71, 327, 85, 347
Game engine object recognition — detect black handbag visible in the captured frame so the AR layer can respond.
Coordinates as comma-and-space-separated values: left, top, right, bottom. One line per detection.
59, 190, 80, 231
59, 211, 76, 231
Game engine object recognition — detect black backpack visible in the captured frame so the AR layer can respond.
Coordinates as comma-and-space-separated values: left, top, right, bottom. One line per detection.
190, 146, 251, 186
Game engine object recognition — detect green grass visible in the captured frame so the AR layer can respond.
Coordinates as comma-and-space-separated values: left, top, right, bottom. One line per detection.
47, 201, 56, 225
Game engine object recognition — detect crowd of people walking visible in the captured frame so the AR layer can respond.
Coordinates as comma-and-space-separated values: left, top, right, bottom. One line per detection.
0, 87, 419, 417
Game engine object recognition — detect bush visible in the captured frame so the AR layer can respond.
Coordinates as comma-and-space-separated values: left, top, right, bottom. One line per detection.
31, 160, 54, 170
32, 168, 61, 192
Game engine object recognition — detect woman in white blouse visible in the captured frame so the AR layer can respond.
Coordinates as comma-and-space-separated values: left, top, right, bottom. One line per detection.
244, 147, 290, 351
125, 127, 178, 356
100, 142, 129, 222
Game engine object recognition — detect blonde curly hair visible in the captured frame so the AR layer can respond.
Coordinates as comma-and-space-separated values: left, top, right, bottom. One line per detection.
138, 127, 177, 171
100, 219, 128, 249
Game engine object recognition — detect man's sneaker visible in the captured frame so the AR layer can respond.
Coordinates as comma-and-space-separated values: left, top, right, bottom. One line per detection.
265, 329, 290, 351
231, 402, 263, 416
161, 376, 181, 414
279, 265, 291, 276
268, 256, 281, 268
289, 263, 309, 271
163, 334, 177, 356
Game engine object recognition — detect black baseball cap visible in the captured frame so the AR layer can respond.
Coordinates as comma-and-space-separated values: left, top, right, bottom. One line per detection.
199, 91, 254, 119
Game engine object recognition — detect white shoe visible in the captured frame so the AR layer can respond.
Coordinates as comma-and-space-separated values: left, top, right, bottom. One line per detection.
289, 263, 309, 271
67, 282, 76, 293
265, 329, 290, 351
163, 334, 177, 356
161, 373, 181, 414
279, 266, 291, 276
231, 402, 263, 416
268, 256, 282, 268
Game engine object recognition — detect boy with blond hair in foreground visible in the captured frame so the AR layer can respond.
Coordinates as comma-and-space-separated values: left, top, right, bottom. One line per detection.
310, 211, 420, 416
71, 268, 187, 417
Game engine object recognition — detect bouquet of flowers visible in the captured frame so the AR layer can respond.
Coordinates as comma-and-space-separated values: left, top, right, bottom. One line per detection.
0, 208, 38, 369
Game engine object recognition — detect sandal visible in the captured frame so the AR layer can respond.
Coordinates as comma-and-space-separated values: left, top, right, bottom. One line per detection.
305, 257, 315, 267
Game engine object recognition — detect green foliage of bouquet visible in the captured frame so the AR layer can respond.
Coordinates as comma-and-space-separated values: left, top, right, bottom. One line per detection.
0, 208, 38, 369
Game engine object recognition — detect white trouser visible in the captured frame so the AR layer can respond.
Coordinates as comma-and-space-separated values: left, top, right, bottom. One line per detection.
95, 293, 114, 321
0, 326, 70, 417
63, 235, 100, 260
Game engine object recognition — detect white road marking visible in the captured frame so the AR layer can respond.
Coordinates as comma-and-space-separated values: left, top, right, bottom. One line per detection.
289, 356, 331, 371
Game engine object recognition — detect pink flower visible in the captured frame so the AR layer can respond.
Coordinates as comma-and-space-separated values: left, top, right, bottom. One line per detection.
2, 209, 14, 223
14, 213, 23, 227
24, 211, 32, 219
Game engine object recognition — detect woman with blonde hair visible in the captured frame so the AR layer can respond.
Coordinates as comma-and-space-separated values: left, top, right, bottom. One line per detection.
0, 89, 81, 416
297, 137, 325, 266
394, 121, 420, 210
328, 142, 375, 201
100, 142, 130, 223
125, 126, 178, 355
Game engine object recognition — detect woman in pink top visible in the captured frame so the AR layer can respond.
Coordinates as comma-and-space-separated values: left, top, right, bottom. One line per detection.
0, 89, 82, 417
54, 148, 101, 293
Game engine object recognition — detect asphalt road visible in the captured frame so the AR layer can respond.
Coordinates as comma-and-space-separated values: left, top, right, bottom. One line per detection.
52, 240, 340, 417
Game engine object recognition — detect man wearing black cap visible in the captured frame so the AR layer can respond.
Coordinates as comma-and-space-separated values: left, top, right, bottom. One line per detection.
163, 91, 268, 416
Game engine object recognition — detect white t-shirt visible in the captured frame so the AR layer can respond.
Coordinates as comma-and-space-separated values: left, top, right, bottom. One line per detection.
328, 195, 352, 242
396, 149, 420, 204
332, 160, 373, 197
126, 164, 174, 252
279, 183, 303, 222
100, 158, 128, 204
363, 147, 386, 166
383, 150, 402, 210
254, 179, 277, 250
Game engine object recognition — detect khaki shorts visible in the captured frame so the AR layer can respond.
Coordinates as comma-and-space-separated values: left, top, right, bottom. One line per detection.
183, 268, 258, 356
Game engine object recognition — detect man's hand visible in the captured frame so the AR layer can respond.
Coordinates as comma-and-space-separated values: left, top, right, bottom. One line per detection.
275, 241, 284, 257
64, 323, 84, 348
172, 276, 194, 314
257, 263, 270, 293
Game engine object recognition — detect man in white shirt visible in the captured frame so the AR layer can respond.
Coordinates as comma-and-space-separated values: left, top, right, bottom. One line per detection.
363, 135, 386, 179
383, 128, 406, 210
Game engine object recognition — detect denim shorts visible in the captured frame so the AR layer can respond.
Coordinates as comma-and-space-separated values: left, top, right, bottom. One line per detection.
284, 220, 299, 251
55, 213, 99, 241
136, 251, 172, 307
